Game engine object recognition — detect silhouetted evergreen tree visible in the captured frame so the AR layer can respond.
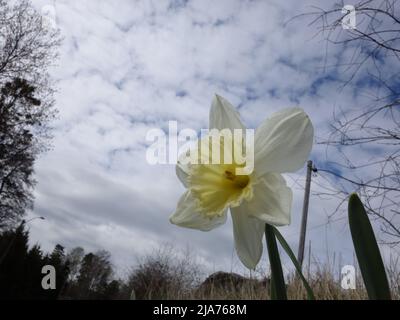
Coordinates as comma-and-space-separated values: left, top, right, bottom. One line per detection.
0, 222, 29, 298
0, 226, 70, 299
25, 244, 46, 299
47, 244, 70, 299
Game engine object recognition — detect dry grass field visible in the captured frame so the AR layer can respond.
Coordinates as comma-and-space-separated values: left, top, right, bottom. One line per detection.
123, 247, 400, 300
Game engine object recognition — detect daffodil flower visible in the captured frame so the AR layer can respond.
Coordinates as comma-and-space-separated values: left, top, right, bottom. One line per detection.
170, 95, 314, 269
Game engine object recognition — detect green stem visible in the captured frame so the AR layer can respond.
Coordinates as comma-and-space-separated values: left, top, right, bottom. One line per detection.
272, 226, 315, 300
265, 224, 287, 300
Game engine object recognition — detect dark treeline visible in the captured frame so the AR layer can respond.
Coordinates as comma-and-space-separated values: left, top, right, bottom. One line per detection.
0, 223, 132, 299
0, 224, 210, 300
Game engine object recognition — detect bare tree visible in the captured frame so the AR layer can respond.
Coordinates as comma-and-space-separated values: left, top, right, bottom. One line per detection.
0, 0, 61, 85
299, 0, 400, 244
124, 245, 202, 300
65, 247, 85, 283
0, 0, 61, 228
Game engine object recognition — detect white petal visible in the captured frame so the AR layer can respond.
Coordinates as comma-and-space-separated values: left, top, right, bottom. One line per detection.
170, 191, 227, 231
176, 164, 189, 188
254, 108, 314, 175
242, 173, 292, 226
176, 154, 190, 188
231, 206, 264, 269
209, 94, 245, 130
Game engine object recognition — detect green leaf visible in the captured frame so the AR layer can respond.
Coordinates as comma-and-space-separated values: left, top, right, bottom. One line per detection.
348, 193, 391, 300
265, 224, 287, 300
271, 226, 315, 300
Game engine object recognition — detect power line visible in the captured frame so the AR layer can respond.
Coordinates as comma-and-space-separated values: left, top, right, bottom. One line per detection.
316, 168, 400, 192
284, 216, 348, 240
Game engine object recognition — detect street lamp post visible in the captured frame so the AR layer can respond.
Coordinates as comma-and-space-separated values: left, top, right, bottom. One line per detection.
24, 217, 45, 224
0, 216, 45, 266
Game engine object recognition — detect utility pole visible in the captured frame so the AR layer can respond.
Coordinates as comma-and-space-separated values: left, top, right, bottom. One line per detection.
297, 160, 313, 269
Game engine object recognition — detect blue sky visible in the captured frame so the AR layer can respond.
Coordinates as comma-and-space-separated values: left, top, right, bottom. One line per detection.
26, 0, 399, 278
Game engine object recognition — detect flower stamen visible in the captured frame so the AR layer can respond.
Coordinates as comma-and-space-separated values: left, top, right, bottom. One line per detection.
224, 170, 250, 189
